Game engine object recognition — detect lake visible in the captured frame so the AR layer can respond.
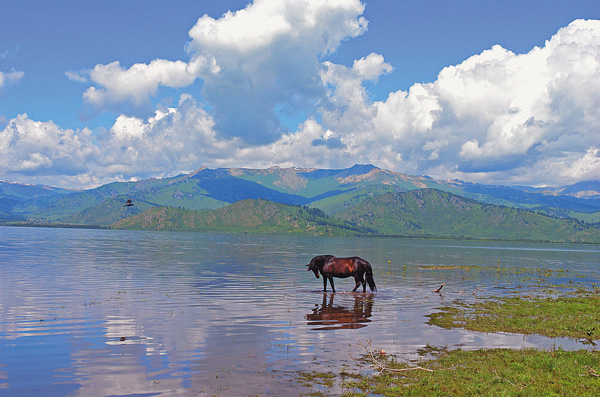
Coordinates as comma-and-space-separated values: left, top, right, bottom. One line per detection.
1, 226, 599, 396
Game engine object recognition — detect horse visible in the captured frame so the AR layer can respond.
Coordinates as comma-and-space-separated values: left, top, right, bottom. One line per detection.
307, 255, 377, 293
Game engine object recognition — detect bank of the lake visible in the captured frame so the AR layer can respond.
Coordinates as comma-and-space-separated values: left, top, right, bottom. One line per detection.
309, 292, 600, 396
340, 347, 600, 396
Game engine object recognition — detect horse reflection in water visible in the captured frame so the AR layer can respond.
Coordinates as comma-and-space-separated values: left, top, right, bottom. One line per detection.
307, 255, 377, 293
306, 293, 374, 330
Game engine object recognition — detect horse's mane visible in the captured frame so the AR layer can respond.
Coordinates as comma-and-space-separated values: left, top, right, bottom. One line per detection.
310, 255, 334, 269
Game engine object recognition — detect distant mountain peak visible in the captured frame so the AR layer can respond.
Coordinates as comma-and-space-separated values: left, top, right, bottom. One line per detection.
343, 164, 379, 174
336, 166, 384, 183
558, 180, 600, 199
188, 166, 209, 178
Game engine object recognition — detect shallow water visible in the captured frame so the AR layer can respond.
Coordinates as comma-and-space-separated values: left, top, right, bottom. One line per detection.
0, 226, 599, 396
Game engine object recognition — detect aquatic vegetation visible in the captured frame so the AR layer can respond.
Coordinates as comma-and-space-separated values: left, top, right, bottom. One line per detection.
419, 265, 480, 270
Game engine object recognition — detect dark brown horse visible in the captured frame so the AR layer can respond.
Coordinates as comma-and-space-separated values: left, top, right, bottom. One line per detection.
307, 255, 377, 293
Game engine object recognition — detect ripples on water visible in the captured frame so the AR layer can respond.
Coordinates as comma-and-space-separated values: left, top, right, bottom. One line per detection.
0, 226, 599, 396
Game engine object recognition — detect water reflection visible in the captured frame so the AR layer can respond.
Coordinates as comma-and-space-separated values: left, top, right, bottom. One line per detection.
306, 293, 374, 330
1, 227, 599, 396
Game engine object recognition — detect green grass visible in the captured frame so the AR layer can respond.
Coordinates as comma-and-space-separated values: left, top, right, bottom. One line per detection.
428, 295, 600, 341
343, 348, 600, 396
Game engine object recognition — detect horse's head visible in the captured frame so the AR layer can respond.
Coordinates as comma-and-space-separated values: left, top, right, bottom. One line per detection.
307, 262, 319, 278
307, 255, 332, 278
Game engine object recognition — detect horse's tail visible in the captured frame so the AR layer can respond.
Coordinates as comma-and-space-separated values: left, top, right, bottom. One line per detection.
366, 264, 377, 292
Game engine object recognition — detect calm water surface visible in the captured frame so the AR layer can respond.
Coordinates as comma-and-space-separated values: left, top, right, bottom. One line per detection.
1, 226, 599, 396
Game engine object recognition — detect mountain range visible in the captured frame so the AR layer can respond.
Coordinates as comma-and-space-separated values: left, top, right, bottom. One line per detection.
1, 164, 599, 242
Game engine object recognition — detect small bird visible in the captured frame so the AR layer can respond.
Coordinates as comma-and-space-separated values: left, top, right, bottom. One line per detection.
124, 199, 134, 207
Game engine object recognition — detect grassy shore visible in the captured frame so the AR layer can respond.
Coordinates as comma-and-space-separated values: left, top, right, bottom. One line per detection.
340, 348, 600, 396
298, 292, 600, 396
428, 295, 600, 341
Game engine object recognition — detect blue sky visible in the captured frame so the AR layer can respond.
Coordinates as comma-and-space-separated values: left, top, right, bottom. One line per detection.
1, 0, 599, 188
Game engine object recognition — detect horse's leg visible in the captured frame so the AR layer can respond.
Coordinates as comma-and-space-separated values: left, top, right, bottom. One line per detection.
352, 276, 360, 292
322, 275, 328, 292
329, 277, 336, 293
360, 269, 367, 292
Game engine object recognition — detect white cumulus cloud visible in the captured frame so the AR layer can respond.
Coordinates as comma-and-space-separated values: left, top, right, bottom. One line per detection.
79, 59, 196, 115
0, 69, 24, 89
95, 95, 236, 180
4, 13, 600, 188
308, 18, 600, 185
0, 114, 99, 186
185, 0, 368, 143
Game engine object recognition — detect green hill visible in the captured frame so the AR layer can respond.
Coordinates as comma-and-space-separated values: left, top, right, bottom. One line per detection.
111, 199, 373, 235
63, 196, 156, 226
337, 189, 600, 243
6, 165, 450, 224
3, 165, 599, 229
0, 209, 25, 222
111, 192, 600, 243
0, 180, 72, 215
